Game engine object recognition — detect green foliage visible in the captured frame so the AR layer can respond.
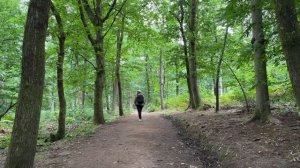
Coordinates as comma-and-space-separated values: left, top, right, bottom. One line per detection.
0, 133, 10, 149
220, 92, 249, 106
166, 94, 189, 110
0, 114, 14, 149
1, 113, 15, 122
146, 103, 159, 112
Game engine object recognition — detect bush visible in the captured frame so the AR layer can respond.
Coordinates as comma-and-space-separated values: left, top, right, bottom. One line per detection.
219, 90, 255, 107
146, 103, 159, 112
166, 93, 189, 110
0, 134, 10, 149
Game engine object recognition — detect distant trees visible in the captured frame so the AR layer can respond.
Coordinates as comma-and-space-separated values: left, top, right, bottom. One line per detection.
4, 0, 51, 167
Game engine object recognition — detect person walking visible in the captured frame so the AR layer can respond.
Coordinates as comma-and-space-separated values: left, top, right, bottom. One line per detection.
134, 90, 145, 121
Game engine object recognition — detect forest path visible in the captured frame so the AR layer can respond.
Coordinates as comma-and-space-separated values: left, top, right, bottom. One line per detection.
34, 112, 203, 168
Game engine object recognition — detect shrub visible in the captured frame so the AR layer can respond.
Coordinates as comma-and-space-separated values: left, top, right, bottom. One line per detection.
166, 93, 189, 110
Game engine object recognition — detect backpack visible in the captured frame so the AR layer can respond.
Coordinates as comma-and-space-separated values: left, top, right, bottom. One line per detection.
136, 95, 144, 105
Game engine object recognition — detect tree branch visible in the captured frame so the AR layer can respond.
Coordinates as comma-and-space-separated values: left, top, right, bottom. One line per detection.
102, 0, 118, 22
0, 102, 17, 121
179, 0, 185, 25
170, 11, 181, 24
50, 2, 65, 40
0, 38, 17, 44
103, 0, 128, 37
81, 0, 97, 25
95, 0, 101, 20
78, 0, 96, 45
78, 53, 97, 70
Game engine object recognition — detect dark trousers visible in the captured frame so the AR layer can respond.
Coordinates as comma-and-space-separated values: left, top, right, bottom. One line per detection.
136, 105, 143, 119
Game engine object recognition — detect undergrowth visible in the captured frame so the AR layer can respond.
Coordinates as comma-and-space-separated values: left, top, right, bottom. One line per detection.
0, 108, 125, 150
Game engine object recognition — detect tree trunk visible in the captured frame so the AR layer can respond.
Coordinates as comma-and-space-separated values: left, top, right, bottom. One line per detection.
50, 89, 55, 112
129, 91, 133, 111
175, 58, 180, 96
51, 2, 67, 140
215, 26, 229, 112
159, 48, 165, 110
251, 0, 270, 122
188, 0, 201, 109
105, 84, 110, 111
94, 46, 105, 124
145, 54, 151, 102
111, 79, 118, 113
4, 0, 50, 167
116, 13, 125, 116
79, 60, 87, 109
177, 0, 193, 108
275, 0, 300, 108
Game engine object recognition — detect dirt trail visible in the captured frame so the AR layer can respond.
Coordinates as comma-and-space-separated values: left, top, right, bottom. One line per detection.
32, 112, 203, 168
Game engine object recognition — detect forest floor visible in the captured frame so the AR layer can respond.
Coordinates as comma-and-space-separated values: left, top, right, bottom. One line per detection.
0, 109, 299, 168
168, 108, 300, 168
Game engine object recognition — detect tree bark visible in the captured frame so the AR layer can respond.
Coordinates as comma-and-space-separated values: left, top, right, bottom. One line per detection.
188, 0, 201, 109
4, 0, 50, 167
251, 0, 270, 122
275, 0, 300, 108
159, 48, 165, 110
215, 26, 229, 112
51, 2, 67, 140
94, 47, 105, 124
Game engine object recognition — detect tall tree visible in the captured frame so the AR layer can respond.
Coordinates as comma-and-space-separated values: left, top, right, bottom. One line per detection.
172, 0, 193, 108
78, 0, 127, 124
215, 26, 229, 112
188, 0, 201, 109
159, 48, 165, 110
115, 13, 125, 116
4, 0, 51, 167
251, 0, 270, 122
275, 0, 300, 108
145, 54, 151, 103
50, 1, 67, 141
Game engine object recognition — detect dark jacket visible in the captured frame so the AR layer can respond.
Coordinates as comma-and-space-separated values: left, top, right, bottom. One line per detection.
134, 93, 144, 106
